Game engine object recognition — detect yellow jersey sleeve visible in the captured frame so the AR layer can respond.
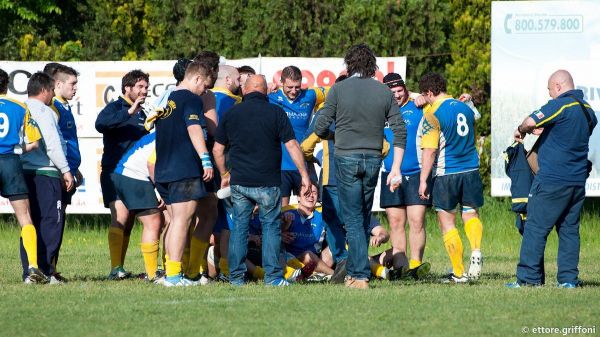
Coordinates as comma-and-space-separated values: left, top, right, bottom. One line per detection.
313, 86, 330, 110
23, 110, 42, 143
300, 132, 321, 162
421, 106, 440, 149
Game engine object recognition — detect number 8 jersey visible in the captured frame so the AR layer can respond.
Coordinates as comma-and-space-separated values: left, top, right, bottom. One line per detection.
419, 96, 479, 176
0, 96, 42, 155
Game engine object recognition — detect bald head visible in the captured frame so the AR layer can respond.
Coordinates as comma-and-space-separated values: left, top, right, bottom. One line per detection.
215, 65, 240, 93
244, 75, 267, 95
548, 69, 574, 99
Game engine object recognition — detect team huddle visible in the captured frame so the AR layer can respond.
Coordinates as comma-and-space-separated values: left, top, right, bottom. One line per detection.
0, 46, 485, 288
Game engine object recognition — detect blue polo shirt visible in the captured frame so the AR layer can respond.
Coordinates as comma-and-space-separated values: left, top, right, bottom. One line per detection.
530, 89, 597, 186
383, 99, 422, 176
155, 89, 206, 183
283, 208, 325, 257
268, 87, 326, 170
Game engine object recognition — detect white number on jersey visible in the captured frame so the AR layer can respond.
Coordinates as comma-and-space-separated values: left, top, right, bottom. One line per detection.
456, 113, 469, 137
0, 112, 9, 138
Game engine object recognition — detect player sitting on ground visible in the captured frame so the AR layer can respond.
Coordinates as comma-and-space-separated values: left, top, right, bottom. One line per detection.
281, 182, 334, 278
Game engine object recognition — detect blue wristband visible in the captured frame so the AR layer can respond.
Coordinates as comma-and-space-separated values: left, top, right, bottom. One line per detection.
201, 153, 212, 169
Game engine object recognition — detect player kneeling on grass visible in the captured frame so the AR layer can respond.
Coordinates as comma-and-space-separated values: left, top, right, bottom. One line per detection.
111, 132, 165, 282
281, 182, 334, 279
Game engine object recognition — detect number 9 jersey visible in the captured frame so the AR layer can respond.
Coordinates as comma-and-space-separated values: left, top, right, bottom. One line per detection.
419, 96, 479, 176
0, 96, 42, 155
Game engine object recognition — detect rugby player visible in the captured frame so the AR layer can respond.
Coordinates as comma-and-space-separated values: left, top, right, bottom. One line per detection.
20, 72, 74, 283
44, 64, 83, 282
95, 70, 149, 279
380, 73, 431, 279
111, 131, 164, 281
154, 61, 214, 287
418, 72, 484, 283
268, 65, 327, 206
0, 68, 47, 284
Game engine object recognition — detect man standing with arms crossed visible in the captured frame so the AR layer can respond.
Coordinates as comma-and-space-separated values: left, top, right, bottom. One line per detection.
314, 44, 406, 289
213, 75, 311, 286
509, 70, 597, 288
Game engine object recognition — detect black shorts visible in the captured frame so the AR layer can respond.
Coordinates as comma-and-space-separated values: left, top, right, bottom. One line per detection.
280, 170, 301, 198
0, 154, 28, 200
379, 171, 432, 208
156, 177, 208, 205
432, 170, 484, 212
111, 173, 159, 211
100, 169, 118, 208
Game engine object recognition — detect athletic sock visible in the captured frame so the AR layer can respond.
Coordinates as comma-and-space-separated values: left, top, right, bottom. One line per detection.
165, 259, 182, 278
21, 224, 38, 268
443, 228, 464, 277
181, 247, 190, 275
108, 227, 124, 269
371, 263, 387, 279
286, 258, 305, 270
409, 259, 422, 270
187, 237, 209, 278
464, 217, 483, 251
218, 258, 229, 276
120, 233, 130, 267
283, 265, 298, 280
252, 266, 265, 280
141, 240, 159, 280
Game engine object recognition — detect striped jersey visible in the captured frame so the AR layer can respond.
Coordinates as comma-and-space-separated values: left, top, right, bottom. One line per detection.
114, 132, 156, 181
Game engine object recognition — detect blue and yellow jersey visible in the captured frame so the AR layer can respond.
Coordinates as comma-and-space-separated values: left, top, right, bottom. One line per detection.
282, 206, 325, 257
0, 96, 42, 155
212, 87, 241, 121
529, 89, 597, 186
420, 96, 479, 176
269, 87, 328, 170
383, 99, 422, 176
114, 132, 156, 181
51, 96, 81, 173
301, 110, 336, 186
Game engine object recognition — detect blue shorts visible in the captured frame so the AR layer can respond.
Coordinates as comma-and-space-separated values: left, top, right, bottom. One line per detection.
380, 171, 432, 208
156, 177, 208, 205
0, 154, 28, 200
280, 170, 301, 198
432, 170, 484, 212
111, 173, 158, 211
100, 169, 118, 208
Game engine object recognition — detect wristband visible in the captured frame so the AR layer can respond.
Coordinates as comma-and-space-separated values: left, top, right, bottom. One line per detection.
220, 170, 230, 177
200, 153, 212, 169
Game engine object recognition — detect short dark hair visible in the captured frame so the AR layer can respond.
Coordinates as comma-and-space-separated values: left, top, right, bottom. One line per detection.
237, 65, 256, 75
173, 58, 192, 83
53, 64, 79, 81
121, 69, 149, 94
281, 65, 302, 83
184, 60, 212, 79
344, 44, 378, 78
27, 72, 55, 96
0, 68, 8, 94
418, 72, 447, 96
194, 50, 220, 72
43, 62, 62, 77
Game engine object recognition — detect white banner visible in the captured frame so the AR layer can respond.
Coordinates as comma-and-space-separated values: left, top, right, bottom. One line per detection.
0, 56, 406, 213
491, 0, 600, 196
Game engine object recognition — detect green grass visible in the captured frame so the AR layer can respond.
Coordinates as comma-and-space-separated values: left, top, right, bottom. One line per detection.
1, 197, 599, 337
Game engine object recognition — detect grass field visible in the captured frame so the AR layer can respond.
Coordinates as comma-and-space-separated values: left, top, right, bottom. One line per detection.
1, 197, 599, 337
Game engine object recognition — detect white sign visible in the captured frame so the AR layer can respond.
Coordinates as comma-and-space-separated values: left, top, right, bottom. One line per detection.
0, 56, 406, 213
491, 1, 600, 196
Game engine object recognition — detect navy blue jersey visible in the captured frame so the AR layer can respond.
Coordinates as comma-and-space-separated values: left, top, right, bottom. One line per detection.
155, 89, 206, 183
